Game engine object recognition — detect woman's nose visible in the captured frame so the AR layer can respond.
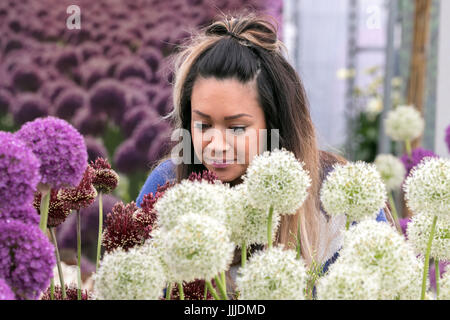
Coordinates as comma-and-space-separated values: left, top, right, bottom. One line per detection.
204, 128, 232, 157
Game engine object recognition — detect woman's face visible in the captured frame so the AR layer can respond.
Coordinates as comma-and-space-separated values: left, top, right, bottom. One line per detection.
191, 76, 267, 185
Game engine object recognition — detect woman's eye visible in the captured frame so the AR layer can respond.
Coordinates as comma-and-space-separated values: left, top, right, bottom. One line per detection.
194, 122, 210, 130
231, 126, 246, 134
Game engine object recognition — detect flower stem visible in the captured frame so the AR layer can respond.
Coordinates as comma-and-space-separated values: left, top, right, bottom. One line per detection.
346, 219, 351, 230
50, 278, 54, 300
49, 227, 66, 299
435, 259, 440, 299
221, 271, 226, 295
39, 191, 51, 232
405, 139, 412, 158
296, 218, 302, 260
203, 283, 208, 300
165, 282, 172, 300
205, 280, 220, 300
96, 192, 103, 272
214, 275, 228, 300
241, 241, 247, 268
388, 191, 401, 233
178, 282, 184, 300
267, 205, 274, 249
421, 215, 438, 300
76, 210, 82, 300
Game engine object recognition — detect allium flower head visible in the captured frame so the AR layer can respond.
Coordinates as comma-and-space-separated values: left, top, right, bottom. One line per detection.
374, 154, 406, 191
188, 170, 219, 184
403, 157, 450, 218
0, 278, 15, 300
440, 266, 450, 300
89, 157, 119, 194
58, 165, 97, 211
384, 105, 425, 141
0, 132, 41, 210
0, 219, 55, 300
400, 147, 438, 177
166, 279, 217, 300
320, 161, 387, 222
407, 212, 450, 260
243, 148, 312, 214
236, 246, 308, 300
445, 125, 450, 154
339, 220, 424, 299
154, 179, 229, 231
16, 116, 88, 189
12, 93, 49, 126
33, 189, 71, 228
0, 204, 39, 226
93, 243, 166, 300
317, 262, 381, 300
41, 284, 90, 300
158, 213, 234, 283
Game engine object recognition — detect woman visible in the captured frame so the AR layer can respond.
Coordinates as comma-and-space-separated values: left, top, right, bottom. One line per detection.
136, 12, 394, 296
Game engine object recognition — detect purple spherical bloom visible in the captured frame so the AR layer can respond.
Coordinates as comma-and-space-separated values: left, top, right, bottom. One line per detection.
11, 63, 43, 93
89, 79, 126, 123
121, 105, 160, 137
54, 87, 86, 120
16, 116, 88, 189
39, 79, 71, 103
445, 125, 450, 154
12, 93, 49, 126
0, 204, 40, 226
0, 278, 15, 300
0, 219, 56, 300
125, 87, 149, 110
133, 119, 170, 151
58, 165, 97, 211
79, 57, 110, 89
114, 57, 152, 82
153, 89, 172, 116
138, 46, 163, 72
400, 147, 439, 178
147, 134, 171, 166
84, 136, 108, 163
55, 49, 79, 73
0, 132, 41, 210
113, 139, 147, 174
77, 41, 102, 62
73, 106, 108, 137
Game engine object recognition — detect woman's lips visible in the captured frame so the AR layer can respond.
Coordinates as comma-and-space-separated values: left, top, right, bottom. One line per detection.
207, 159, 235, 168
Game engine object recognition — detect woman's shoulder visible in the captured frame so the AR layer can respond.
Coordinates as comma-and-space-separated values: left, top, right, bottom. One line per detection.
136, 158, 176, 207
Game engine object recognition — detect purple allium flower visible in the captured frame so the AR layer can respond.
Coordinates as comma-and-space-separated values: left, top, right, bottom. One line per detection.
79, 57, 110, 89
58, 165, 97, 211
188, 170, 219, 184
55, 49, 79, 73
399, 218, 410, 239
121, 105, 160, 137
147, 134, 171, 165
114, 57, 152, 82
54, 87, 86, 120
125, 87, 149, 109
41, 284, 90, 300
429, 260, 450, 293
11, 63, 43, 92
113, 139, 147, 174
12, 93, 49, 126
0, 204, 39, 226
445, 125, 450, 154
0, 219, 56, 300
16, 116, 88, 189
138, 46, 163, 72
138, 181, 174, 228
73, 107, 108, 137
0, 132, 41, 210
39, 79, 71, 103
89, 79, 126, 123
400, 147, 439, 178
102, 201, 151, 253
0, 278, 15, 300
84, 136, 108, 163
165, 279, 217, 300
89, 157, 119, 194
133, 119, 170, 151
0, 89, 12, 113
33, 189, 71, 228
153, 89, 172, 116
77, 41, 102, 61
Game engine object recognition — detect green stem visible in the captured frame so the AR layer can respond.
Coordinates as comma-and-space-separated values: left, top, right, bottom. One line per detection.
178, 282, 184, 300
39, 191, 51, 232
205, 280, 220, 300
165, 282, 172, 300
241, 242, 247, 268
346, 219, 351, 230
76, 210, 82, 300
50, 278, 54, 300
388, 191, 401, 233
50, 228, 66, 299
214, 275, 227, 300
221, 271, 226, 295
435, 259, 440, 299
96, 192, 103, 272
421, 215, 438, 300
203, 283, 208, 300
267, 205, 274, 249
296, 218, 302, 260
405, 139, 412, 158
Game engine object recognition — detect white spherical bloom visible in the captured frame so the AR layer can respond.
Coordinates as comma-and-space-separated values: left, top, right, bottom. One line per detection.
159, 213, 234, 283
317, 262, 381, 300
236, 246, 308, 300
339, 220, 423, 299
225, 183, 281, 247
154, 179, 229, 230
243, 148, 312, 214
440, 266, 450, 300
407, 212, 450, 261
374, 154, 406, 191
384, 105, 425, 141
403, 157, 450, 219
320, 161, 387, 222
93, 244, 166, 300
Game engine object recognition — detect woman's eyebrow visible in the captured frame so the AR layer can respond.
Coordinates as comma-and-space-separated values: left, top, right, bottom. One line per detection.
192, 109, 253, 120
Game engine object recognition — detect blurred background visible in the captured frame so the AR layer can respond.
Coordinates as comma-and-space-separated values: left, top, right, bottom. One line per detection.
1, 0, 449, 282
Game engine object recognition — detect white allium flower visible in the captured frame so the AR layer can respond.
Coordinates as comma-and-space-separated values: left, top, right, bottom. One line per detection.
154, 179, 229, 231
440, 266, 450, 300
320, 161, 387, 222
374, 154, 406, 191
338, 220, 423, 299
93, 244, 166, 300
243, 148, 312, 214
406, 212, 450, 261
403, 157, 450, 219
384, 105, 425, 141
159, 213, 235, 283
317, 262, 381, 300
225, 183, 281, 247
236, 246, 308, 300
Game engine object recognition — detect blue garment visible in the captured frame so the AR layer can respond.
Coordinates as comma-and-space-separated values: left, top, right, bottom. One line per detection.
136, 158, 388, 275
